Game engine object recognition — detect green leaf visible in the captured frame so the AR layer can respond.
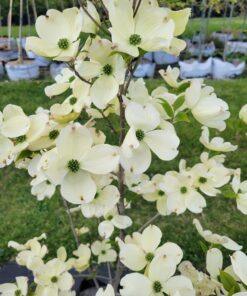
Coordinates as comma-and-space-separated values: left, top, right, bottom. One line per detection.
174, 112, 190, 123
173, 95, 185, 111
220, 271, 240, 293
176, 81, 191, 93
161, 100, 174, 118
16, 150, 33, 161
221, 184, 238, 199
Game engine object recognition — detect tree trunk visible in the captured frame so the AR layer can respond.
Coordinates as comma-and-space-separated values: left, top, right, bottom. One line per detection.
198, 0, 207, 61
26, 0, 31, 36
31, 0, 38, 20
60, 0, 65, 10
18, 0, 24, 64
7, 0, 13, 50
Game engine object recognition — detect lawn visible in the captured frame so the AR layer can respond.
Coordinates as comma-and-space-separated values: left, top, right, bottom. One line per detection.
0, 78, 246, 270
0, 17, 246, 39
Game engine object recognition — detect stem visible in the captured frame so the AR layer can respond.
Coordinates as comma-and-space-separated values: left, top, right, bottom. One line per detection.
138, 213, 160, 233
61, 197, 100, 289
94, 105, 117, 134
7, 0, 13, 50
67, 63, 92, 85
18, 0, 24, 64
133, 0, 142, 17
107, 263, 113, 285
77, 0, 110, 36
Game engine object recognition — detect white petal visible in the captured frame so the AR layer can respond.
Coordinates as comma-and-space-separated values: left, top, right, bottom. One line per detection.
148, 255, 176, 282
140, 225, 162, 253
165, 275, 194, 295
112, 215, 132, 229
206, 248, 223, 278
61, 171, 96, 204
45, 82, 70, 97
231, 251, 247, 285
120, 273, 152, 296
98, 221, 114, 239
156, 242, 183, 265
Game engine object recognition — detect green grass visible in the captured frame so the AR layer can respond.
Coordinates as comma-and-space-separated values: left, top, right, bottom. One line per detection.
0, 78, 246, 270
0, 17, 246, 39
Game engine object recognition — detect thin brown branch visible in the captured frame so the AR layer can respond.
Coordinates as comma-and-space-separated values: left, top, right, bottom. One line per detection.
138, 213, 161, 233
67, 63, 92, 85
78, 0, 110, 36
94, 105, 118, 134
133, 0, 142, 17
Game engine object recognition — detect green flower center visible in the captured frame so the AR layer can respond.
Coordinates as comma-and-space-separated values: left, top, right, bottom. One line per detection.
107, 215, 113, 220
15, 290, 22, 296
135, 129, 145, 141
158, 190, 165, 196
51, 276, 58, 283
145, 252, 154, 262
67, 159, 80, 173
129, 34, 142, 46
46, 180, 51, 185
70, 97, 77, 105
153, 281, 162, 293
16, 135, 26, 143
58, 38, 70, 50
101, 250, 106, 255
180, 186, 188, 194
103, 64, 113, 75
199, 176, 207, 184
49, 130, 59, 140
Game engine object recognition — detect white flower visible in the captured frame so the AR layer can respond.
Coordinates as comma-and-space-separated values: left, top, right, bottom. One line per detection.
120, 256, 194, 296
200, 126, 237, 152
26, 8, 83, 61
81, 1, 101, 34
72, 244, 91, 272
117, 225, 183, 271
0, 277, 28, 296
39, 123, 119, 204
91, 240, 117, 264
96, 284, 115, 296
0, 105, 30, 138
81, 185, 120, 218
231, 169, 247, 215
206, 248, 223, 278
98, 208, 132, 239
121, 101, 179, 174
231, 251, 247, 286
0, 134, 14, 168
34, 259, 74, 296
140, 174, 169, 216
193, 219, 242, 251
77, 37, 126, 109
105, 0, 175, 57
162, 171, 206, 215
239, 104, 247, 124
159, 67, 187, 89
185, 79, 230, 131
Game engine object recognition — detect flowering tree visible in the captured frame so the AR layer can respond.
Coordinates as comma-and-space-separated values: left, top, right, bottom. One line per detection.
0, 1, 247, 295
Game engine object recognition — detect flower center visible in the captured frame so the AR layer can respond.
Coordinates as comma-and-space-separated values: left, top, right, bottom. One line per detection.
101, 250, 106, 255
67, 159, 80, 173
199, 176, 207, 184
15, 290, 22, 296
49, 129, 59, 140
153, 281, 162, 293
57, 38, 70, 50
158, 190, 165, 196
51, 276, 58, 283
107, 215, 113, 220
145, 252, 154, 262
135, 129, 145, 141
103, 64, 113, 75
129, 34, 142, 46
70, 97, 77, 105
180, 186, 188, 194
15, 135, 26, 143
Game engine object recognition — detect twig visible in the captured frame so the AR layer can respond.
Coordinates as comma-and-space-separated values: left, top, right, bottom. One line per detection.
94, 105, 118, 134
138, 213, 160, 233
123, 58, 140, 94
78, 0, 110, 36
133, 0, 142, 17
107, 263, 113, 285
67, 63, 92, 85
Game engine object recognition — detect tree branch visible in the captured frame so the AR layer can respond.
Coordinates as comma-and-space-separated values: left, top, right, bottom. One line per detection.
138, 213, 160, 233
67, 63, 92, 85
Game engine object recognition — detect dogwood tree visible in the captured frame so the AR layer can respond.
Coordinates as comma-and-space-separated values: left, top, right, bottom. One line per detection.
0, 1, 246, 295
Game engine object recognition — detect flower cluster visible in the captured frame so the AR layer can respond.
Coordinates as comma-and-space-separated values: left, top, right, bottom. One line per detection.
0, 0, 246, 295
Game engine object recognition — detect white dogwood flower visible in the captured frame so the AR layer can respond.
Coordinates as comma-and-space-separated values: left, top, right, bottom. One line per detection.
200, 126, 237, 152
96, 284, 115, 296
26, 8, 83, 61
0, 105, 30, 138
121, 101, 179, 174
105, 0, 175, 57
120, 256, 194, 296
231, 169, 247, 215
0, 277, 28, 296
91, 240, 117, 264
72, 244, 91, 272
239, 104, 247, 124
159, 67, 188, 89
77, 37, 126, 109
39, 123, 119, 204
193, 219, 242, 251
231, 251, 247, 286
185, 79, 230, 131
118, 225, 183, 271
0, 134, 14, 168
34, 258, 74, 296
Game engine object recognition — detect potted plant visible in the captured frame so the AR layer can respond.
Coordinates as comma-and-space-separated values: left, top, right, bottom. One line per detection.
0, 2, 246, 296
5, 0, 39, 81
